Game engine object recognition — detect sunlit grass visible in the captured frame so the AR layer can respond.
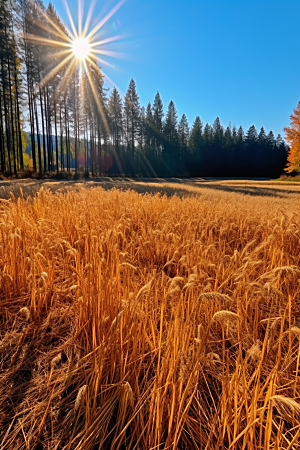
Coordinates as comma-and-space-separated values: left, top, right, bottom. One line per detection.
1, 186, 300, 448
278, 174, 300, 182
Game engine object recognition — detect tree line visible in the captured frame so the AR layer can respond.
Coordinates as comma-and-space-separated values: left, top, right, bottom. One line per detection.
0, 0, 289, 178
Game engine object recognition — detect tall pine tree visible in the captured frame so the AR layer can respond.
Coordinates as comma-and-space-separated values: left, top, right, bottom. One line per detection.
124, 78, 140, 172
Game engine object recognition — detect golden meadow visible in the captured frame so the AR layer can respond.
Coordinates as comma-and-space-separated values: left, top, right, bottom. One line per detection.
1, 183, 300, 449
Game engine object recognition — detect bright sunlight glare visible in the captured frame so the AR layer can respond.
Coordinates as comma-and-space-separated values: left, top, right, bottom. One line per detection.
24, 0, 126, 127
73, 37, 90, 60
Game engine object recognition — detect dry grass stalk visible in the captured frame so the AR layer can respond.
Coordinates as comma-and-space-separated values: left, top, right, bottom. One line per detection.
0, 185, 300, 449
74, 385, 87, 411
270, 395, 300, 423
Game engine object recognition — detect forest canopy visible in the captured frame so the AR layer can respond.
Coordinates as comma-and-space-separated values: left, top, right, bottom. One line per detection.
0, 0, 289, 178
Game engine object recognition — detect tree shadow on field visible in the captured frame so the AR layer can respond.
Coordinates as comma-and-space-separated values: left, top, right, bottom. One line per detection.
0, 177, 300, 199
187, 183, 300, 198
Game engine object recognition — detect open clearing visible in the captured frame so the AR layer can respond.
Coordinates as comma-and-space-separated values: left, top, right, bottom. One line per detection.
1, 179, 300, 449
1, 176, 300, 200
0, 177, 300, 198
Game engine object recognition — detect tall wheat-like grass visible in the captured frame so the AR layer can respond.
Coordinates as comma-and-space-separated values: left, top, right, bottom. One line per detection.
1, 185, 300, 449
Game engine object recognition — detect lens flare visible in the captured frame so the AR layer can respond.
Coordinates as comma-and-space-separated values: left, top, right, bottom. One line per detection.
24, 0, 126, 80
23, 0, 127, 134
73, 37, 90, 60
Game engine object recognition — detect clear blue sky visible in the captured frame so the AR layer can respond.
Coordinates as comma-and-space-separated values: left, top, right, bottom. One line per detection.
51, 0, 300, 137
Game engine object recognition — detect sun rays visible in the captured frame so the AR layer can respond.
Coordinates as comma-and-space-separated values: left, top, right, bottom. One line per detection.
25, 0, 125, 103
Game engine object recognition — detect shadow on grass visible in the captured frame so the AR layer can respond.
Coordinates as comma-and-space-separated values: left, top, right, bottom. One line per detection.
0, 177, 300, 200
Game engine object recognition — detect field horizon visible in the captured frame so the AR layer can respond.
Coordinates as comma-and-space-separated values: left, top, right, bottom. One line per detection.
1, 177, 300, 201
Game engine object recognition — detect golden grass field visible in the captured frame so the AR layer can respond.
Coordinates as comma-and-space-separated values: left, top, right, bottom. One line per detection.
1, 179, 300, 449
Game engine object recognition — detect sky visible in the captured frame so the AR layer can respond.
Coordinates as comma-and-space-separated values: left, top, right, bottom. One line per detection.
50, 0, 300, 137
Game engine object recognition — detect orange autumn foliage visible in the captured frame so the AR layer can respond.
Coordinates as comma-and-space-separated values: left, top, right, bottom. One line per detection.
284, 100, 300, 173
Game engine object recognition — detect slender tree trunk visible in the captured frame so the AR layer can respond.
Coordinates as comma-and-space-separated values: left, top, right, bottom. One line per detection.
39, 88, 46, 172
7, 67, 16, 174
44, 88, 50, 171
74, 114, 78, 173
46, 87, 53, 171
0, 92, 6, 172
77, 114, 80, 172
34, 97, 42, 173
74, 77, 78, 173
11, 12, 23, 171
85, 115, 88, 173
83, 128, 87, 172
67, 121, 70, 172
54, 99, 58, 173
64, 98, 68, 171
60, 103, 64, 171
91, 128, 94, 176
98, 125, 101, 174
1, 60, 12, 176
5, 26, 16, 175
28, 87, 36, 171
25, 53, 36, 171
14, 69, 23, 171
14, 90, 19, 170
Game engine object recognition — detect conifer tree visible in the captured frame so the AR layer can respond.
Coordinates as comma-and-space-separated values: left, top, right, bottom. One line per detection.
178, 113, 189, 166
164, 101, 178, 143
124, 79, 140, 150
237, 126, 245, 142
267, 131, 275, 147
213, 117, 224, 143
232, 125, 237, 144
178, 114, 189, 148
162, 101, 179, 173
144, 102, 154, 151
152, 92, 163, 131
211, 117, 225, 175
224, 125, 232, 148
258, 126, 267, 148
137, 105, 145, 152
152, 91, 164, 156
189, 116, 203, 154
246, 125, 258, 143
108, 87, 123, 152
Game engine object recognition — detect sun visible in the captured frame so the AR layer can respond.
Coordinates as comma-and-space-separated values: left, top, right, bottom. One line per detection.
72, 37, 91, 60
25, 0, 126, 99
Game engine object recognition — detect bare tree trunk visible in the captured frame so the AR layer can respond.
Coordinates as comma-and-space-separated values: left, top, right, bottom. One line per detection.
60, 103, 64, 171
1, 60, 12, 176
39, 88, 46, 172
64, 98, 69, 171
34, 97, 42, 173
83, 130, 85, 172
28, 87, 36, 171
44, 89, 50, 171
54, 98, 58, 173
6, 27, 16, 174
0, 92, 6, 172
67, 121, 70, 172
98, 125, 101, 174
14, 69, 23, 171
46, 87, 53, 171
14, 88, 19, 170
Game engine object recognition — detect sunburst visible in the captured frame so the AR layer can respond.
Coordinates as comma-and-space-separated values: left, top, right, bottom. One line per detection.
25, 0, 126, 105
73, 37, 91, 60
